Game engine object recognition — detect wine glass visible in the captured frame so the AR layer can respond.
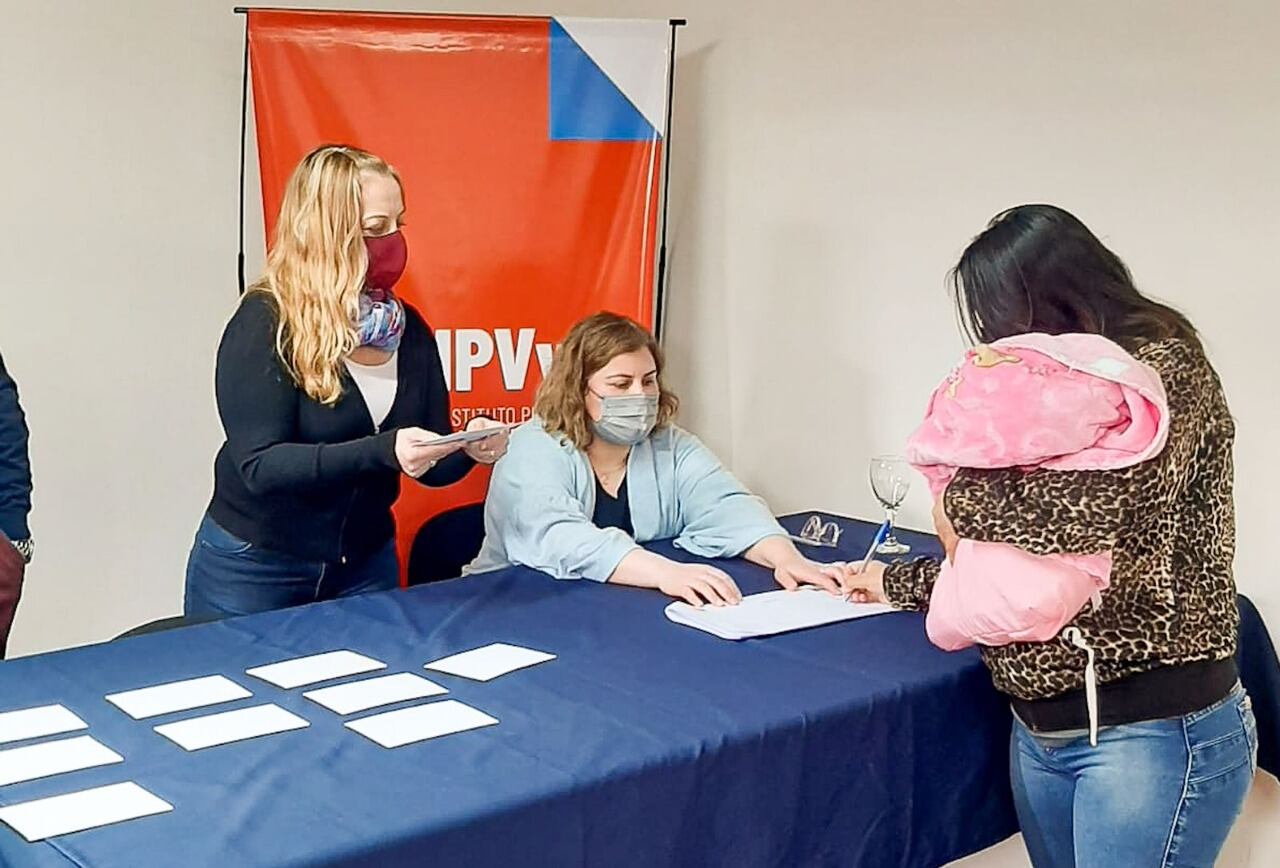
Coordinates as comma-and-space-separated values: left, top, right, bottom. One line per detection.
869, 455, 912, 554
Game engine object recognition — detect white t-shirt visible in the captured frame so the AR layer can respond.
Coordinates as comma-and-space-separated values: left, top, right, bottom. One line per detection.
344, 350, 399, 430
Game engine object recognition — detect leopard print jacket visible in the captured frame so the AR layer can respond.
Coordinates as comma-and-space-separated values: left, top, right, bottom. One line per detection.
883, 337, 1237, 701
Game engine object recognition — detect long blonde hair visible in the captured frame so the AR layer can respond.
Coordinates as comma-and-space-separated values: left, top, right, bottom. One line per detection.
251, 144, 402, 404
534, 312, 679, 449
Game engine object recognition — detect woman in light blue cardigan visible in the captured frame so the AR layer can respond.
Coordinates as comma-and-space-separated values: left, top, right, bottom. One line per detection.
467, 313, 845, 606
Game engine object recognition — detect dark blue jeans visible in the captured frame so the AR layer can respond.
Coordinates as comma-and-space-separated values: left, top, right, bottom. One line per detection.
1011, 683, 1258, 868
183, 514, 399, 621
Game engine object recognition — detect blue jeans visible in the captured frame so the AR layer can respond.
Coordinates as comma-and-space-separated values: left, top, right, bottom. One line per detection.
183, 514, 399, 621
1011, 684, 1258, 868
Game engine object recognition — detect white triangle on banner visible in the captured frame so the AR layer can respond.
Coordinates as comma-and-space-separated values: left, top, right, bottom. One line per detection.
553, 17, 672, 137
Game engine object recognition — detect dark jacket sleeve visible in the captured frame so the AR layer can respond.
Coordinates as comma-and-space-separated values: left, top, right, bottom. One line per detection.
217, 294, 399, 496
883, 558, 942, 611
404, 307, 474, 487
0, 352, 32, 541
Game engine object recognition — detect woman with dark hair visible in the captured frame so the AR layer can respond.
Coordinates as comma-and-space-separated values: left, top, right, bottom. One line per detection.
848, 205, 1254, 867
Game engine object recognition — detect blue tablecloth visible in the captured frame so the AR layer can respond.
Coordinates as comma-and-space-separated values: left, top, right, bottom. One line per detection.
1238, 594, 1280, 778
783, 512, 1280, 780
0, 516, 1017, 868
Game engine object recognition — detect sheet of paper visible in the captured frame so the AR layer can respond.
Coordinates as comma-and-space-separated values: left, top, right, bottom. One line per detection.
422, 424, 516, 447
346, 700, 498, 748
424, 643, 556, 682
153, 703, 308, 751
0, 781, 173, 842
0, 705, 87, 746
105, 675, 252, 720
665, 587, 897, 640
303, 672, 448, 715
245, 650, 386, 689
0, 736, 123, 787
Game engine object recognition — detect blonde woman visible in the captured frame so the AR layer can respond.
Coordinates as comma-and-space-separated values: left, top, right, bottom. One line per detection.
185, 145, 507, 619
467, 312, 845, 606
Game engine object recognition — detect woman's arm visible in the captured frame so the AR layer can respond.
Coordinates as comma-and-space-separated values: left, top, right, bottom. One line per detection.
743, 535, 843, 594
670, 430, 787, 557
880, 558, 941, 610
606, 548, 742, 607
487, 427, 641, 581
669, 430, 842, 593
403, 312, 475, 487
217, 296, 399, 496
0, 352, 31, 543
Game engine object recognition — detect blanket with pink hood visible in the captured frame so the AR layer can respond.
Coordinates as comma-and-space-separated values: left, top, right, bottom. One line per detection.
905, 332, 1169, 653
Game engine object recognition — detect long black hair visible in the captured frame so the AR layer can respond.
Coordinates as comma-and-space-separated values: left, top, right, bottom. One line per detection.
951, 204, 1197, 349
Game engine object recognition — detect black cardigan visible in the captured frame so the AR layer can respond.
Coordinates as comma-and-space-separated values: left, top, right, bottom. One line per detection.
206, 292, 472, 564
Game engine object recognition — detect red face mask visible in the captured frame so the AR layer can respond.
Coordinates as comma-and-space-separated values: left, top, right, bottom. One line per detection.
364, 230, 408, 292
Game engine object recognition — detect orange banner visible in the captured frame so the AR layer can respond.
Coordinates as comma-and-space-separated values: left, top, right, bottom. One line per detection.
246, 10, 669, 580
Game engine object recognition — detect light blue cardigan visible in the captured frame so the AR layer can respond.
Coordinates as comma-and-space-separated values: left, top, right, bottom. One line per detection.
465, 419, 786, 581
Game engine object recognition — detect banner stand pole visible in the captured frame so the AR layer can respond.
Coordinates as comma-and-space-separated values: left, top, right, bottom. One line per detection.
653, 19, 683, 342
237, 19, 249, 295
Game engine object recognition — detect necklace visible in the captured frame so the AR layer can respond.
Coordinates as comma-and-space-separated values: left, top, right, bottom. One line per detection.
591, 457, 628, 487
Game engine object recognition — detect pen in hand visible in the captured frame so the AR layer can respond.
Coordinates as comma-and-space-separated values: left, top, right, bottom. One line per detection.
844, 520, 891, 601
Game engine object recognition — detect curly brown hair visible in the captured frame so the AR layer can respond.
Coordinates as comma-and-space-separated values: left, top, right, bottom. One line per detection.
534, 312, 679, 449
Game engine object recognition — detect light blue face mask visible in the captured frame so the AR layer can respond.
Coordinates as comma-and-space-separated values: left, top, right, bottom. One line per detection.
590, 392, 660, 446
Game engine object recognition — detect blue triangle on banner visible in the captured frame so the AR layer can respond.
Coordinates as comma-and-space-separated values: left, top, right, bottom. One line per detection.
548, 20, 659, 142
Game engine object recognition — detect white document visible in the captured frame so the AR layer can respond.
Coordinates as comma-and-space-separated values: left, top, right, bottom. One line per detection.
664, 587, 897, 640
0, 736, 123, 787
422, 424, 516, 447
0, 781, 173, 842
424, 643, 556, 682
304, 672, 448, 715
153, 703, 308, 751
105, 675, 252, 720
346, 700, 498, 748
245, 650, 386, 689
0, 705, 87, 746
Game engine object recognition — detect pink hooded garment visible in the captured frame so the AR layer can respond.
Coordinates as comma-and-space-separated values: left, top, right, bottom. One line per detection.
904, 332, 1169, 652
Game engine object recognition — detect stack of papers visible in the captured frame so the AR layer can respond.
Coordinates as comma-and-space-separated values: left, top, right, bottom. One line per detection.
425, 643, 555, 682
425, 424, 516, 446
665, 588, 897, 640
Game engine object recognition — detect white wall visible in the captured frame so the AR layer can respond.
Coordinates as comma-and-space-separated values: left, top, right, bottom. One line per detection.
1, 1, 1276, 863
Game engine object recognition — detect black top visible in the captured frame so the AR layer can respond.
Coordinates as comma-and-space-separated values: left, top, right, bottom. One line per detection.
1011, 657, 1238, 733
592, 476, 633, 536
0, 351, 31, 542
206, 292, 472, 564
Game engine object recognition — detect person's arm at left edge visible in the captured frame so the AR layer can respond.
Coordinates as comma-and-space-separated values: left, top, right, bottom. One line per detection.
0, 351, 32, 656
0, 351, 32, 556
